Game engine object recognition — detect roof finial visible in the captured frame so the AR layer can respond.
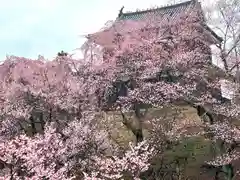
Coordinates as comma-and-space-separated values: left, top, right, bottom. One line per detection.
118, 6, 124, 18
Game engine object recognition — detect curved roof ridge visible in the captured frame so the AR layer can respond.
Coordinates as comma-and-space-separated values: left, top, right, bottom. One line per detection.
121, 0, 195, 16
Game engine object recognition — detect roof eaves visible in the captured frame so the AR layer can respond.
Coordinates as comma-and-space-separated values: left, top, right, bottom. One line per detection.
119, 0, 194, 18
204, 25, 223, 43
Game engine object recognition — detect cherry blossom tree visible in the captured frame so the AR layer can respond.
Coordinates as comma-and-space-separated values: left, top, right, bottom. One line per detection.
204, 0, 240, 72
0, 54, 154, 179
84, 141, 153, 180
84, 5, 240, 179
0, 2, 240, 179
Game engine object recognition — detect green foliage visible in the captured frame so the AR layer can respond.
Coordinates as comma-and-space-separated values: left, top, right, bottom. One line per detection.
142, 137, 218, 179
164, 137, 215, 163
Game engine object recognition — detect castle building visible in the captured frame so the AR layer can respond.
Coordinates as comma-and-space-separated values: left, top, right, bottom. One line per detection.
85, 0, 233, 106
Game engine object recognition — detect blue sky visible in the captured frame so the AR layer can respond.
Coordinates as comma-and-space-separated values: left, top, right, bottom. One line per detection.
0, 0, 210, 60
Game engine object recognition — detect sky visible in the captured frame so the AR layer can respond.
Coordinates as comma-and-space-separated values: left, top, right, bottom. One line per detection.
0, 0, 191, 60
0, 0, 215, 61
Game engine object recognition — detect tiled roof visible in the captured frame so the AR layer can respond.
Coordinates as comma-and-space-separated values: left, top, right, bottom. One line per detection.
118, 0, 197, 21
117, 0, 222, 43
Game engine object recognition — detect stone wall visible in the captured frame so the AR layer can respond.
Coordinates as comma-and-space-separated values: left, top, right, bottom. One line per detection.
99, 105, 203, 149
